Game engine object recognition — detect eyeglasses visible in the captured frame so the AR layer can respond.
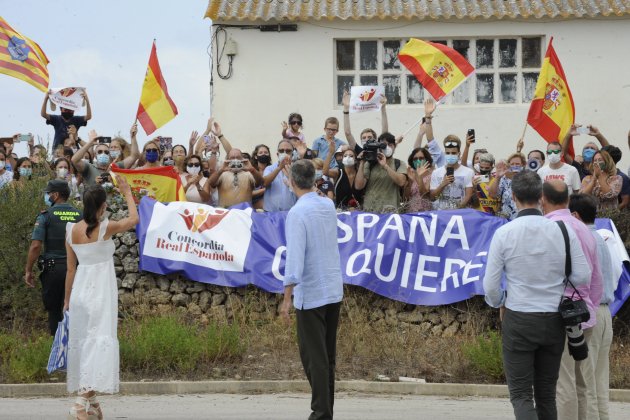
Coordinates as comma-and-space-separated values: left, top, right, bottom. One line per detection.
187, 163, 201, 167
290, 120, 302, 126
547, 150, 561, 155
444, 141, 459, 148
96, 150, 110, 155
278, 149, 293, 153
145, 148, 159, 153
324, 127, 338, 133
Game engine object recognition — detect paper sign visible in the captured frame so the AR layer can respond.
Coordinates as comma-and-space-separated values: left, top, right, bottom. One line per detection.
350, 86, 384, 113
49, 87, 86, 111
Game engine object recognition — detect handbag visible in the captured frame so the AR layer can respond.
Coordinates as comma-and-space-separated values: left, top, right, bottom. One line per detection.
556, 221, 591, 326
47, 311, 69, 374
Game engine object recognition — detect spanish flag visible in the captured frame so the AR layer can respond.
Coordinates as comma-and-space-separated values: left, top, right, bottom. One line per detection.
527, 38, 575, 156
110, 165, 186, 203
136, 41, 178, 135
398, 38, 474, 101
0, 16, 49, 92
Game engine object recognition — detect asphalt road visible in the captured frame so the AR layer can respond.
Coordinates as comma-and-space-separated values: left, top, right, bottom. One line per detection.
1, 392, 629, 419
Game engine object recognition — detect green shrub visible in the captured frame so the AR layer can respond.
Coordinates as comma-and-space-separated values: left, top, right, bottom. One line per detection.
462, 330, 504, 380
204, 322, 246, 361
4, 332, 52, 382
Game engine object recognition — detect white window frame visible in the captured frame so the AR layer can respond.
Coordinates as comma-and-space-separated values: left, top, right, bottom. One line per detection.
334, 36, 544, 108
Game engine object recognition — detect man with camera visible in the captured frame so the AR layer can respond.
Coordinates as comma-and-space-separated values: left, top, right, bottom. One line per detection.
483, 171, 591, 420
542, 180, 603, 420
72, 130, 114, 187
354, 132, 407, 212
429, 136, 474, 210
24, 179, 83, 335
208, 148, 263, 208
537, 142, 581, 194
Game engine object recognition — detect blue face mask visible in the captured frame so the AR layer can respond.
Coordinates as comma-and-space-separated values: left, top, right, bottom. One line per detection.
19, 167, 32, 177
96, 153, 110, 166
44, 192, 53, 207
583, 148, 596, 162
145, 150, 159, 163
510, 165, 523, 173
445, 155, 459, 165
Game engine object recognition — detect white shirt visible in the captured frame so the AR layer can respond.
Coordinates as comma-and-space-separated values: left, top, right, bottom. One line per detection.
430, 165, 474, 210
483, 210, 592, 312
537, 163, 581, 194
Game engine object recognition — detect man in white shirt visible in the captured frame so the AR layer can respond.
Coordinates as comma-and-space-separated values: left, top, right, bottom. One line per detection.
429, 136, 474, 210
483, 170, 591, 420
537, 142, 582, 194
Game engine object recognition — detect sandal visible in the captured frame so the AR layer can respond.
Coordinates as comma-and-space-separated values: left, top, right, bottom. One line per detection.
87, 394, 103, 420
67, 396, 89, 420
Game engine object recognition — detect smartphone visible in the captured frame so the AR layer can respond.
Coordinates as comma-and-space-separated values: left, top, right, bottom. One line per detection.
96, 136, 112, 144
16, 134, 33, 143
467, 129, 475, 143
479, 175, 490, 183
100, 172, 111, 182
202, 170, 210, 178
576, 126, 589, 135
203, 135, 212, 146
158, 136, 173, 152
446, 167, 455, 177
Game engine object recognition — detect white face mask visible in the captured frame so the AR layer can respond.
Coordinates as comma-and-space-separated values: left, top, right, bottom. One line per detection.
0, 160, 5, 168
384, 146, 393, 158
473, 163, 480, 173
342, 156, 355, 166
547, 153, 561, 164
278, 152, 288, 162
56, 168, 68, 178
187, 166, 201, 175
315, 170, 323, 180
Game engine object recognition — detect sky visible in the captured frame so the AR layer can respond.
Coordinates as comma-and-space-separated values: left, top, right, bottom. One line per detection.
1, 1, 213, 157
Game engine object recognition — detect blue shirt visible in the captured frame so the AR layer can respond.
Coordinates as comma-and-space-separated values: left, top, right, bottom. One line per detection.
312, 136, 346, 169
46, 114, 87, 150
263, 163, 297, 212
284, 192, 343, 310
426, 138, 445, 168
590, 224, 615, 304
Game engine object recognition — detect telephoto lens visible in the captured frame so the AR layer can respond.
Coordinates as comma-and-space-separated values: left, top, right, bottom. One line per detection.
566, 325, 589, 361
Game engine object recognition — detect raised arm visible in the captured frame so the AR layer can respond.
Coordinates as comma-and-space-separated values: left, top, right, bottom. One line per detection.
461, 132, 474, 168
188, 130, 199, 158
562, 124, 578, 164
107, 175, 139, 234
588, 125, 610, 148
342, 90, 358, 151
380, 95, 389, 134
488, 161, 507, 198
71, 129, 98, 173
82, 90, 92, 121
41, 90, 50, 120
413, 122, 426, 149
121, 122, 140, 169
211, 121, 232, 154
322, 142, 339, 179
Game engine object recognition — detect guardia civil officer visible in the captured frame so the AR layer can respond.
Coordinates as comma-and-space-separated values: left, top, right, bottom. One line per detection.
24, 179, 82, 335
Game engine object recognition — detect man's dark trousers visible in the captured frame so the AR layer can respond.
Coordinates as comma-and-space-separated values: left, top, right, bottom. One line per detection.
502, 309, 566, 420
40, 261, 66, 336
296, 302, 341, 420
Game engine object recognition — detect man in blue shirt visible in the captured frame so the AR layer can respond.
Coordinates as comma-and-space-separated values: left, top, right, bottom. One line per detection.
262, 140, 297, 211
280, 159, 343, 420
312, 117, 346, 169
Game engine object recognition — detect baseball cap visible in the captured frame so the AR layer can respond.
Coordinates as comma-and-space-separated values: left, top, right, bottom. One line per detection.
334, 146, 345, 155
44, 179, 70, 195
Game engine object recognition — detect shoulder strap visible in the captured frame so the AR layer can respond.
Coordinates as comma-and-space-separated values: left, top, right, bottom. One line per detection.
555, 221, 571, 278
98, 219, 109, 241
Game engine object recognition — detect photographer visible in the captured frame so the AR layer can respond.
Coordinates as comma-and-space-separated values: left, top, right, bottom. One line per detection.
483, 171, 591, 419
354, 132, 407, 212
542, 180, 603, 420
72, 130, 113, 187
208, 148, 262, 208
537, 142, 581, 194
341, 90, 389, 155
429, 136, 474, 210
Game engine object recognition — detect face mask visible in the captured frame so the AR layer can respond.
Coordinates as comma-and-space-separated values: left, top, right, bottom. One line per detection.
315, 170, 323, 180
479, 169, 491, 175
187, 166, 201, 175
44, 192, 54, 207
278, 152, 288, 162
291, 150, 299, 162
596, 161, 606, 171
163, 158, 174, 166
547, 153, 561, 164
413, 159, 426, 169
384, 146, 393, 158
256, 154, 270, 165
445, 155, 459, 165
342, 156, 355, 166
19, 167, 32, 177
583, 148, 596, 162
510, 165, 523, 173
145, 150, 159, 163
61, 111, 74, 120
57, 168, 68, 178
96, 154, 110, 166
110, 150, 121, 160
473, 163, 480, 173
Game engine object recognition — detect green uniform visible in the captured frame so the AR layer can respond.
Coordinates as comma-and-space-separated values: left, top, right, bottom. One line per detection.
32, 202, 82, 334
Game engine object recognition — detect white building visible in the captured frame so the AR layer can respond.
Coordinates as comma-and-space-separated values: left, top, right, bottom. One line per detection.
205, 0, 630, 170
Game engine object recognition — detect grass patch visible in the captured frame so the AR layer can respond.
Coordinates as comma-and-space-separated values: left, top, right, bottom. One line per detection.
0, 331, 52, 383
461, 330, 504, 380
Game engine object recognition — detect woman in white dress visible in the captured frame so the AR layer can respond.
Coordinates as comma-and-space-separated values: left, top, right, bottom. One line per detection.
63, 175, 138, 419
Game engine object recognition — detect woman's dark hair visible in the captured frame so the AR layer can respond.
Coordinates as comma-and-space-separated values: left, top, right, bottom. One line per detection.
53, 157, 71, 170
184, 154, 203, 174
172, 144, 187, 155
82, 185, 107, 239
13, 157, 31, 181
407, 147, 433, 169
252, 144, 271, 166
288, 112, 303, 124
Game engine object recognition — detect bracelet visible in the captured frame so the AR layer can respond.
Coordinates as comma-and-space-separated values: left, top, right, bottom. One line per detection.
343, 111, 349, 115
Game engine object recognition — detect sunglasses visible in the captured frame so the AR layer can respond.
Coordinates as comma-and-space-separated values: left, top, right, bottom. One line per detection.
325, 127, 338, 132
278, 149, 293, 153
96, 150, 110, 155
187, 163, 201, 167
547, 150, 561, 155
444, 141, 459, 148
145, 148, 159, 153
290, 120, 302, 126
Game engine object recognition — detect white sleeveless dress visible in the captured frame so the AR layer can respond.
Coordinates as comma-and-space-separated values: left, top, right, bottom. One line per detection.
66, 219, 119, 394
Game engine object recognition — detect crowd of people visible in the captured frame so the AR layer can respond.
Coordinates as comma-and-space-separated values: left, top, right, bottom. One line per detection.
2, 91, 629, 217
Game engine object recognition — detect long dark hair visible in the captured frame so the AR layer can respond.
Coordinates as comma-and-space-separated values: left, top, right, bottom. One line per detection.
82, 185, 107, 238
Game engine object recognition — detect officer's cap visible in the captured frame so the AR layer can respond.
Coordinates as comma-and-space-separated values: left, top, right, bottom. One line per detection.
44, 179, 70, 195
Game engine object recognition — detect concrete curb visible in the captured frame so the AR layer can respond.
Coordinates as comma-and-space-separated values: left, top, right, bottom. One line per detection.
1, 380, 629, 403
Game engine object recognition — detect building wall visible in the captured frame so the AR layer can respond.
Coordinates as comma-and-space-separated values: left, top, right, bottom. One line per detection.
211, 18, 630, 171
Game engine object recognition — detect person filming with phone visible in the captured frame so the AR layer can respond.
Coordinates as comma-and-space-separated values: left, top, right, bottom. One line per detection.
71, 130, 112, 187
208, 148, 263, 208
429, 135, 474, 210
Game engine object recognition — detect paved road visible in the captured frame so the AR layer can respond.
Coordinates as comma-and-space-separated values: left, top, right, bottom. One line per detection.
1, 392, 629, 419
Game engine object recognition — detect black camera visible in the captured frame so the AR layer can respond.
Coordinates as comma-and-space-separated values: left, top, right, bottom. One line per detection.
559, 297, 590, 361
362, 140, 386, 164
526, 158, 542, 172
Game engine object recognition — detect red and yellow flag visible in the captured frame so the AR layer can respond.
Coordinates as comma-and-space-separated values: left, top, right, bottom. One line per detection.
527, 37, 575, 156
398, 38, 474, 101
136, 41, 178, 135
0, 16, 49, 92
111, 165, 186, 203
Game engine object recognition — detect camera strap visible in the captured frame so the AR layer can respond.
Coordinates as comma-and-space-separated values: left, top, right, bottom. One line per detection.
556, 220, 585, 301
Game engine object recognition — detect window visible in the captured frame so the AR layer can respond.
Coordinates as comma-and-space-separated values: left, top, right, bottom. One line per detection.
334, 37, 543, 106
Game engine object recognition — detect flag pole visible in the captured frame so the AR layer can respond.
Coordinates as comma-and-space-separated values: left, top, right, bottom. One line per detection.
399, 98, 441, 139
521, 121, 528, 140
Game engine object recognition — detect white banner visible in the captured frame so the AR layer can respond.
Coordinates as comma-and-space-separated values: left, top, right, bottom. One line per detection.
49, 87, 86, 111
350, 86, 384, 113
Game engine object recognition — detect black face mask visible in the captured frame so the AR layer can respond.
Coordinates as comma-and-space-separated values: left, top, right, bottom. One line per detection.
479, 170, 491, 175
61, 111, 74, 120
256, 154, 271, 165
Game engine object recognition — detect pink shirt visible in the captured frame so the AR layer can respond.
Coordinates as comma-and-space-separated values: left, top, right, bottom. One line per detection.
545, 209, 603, 329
